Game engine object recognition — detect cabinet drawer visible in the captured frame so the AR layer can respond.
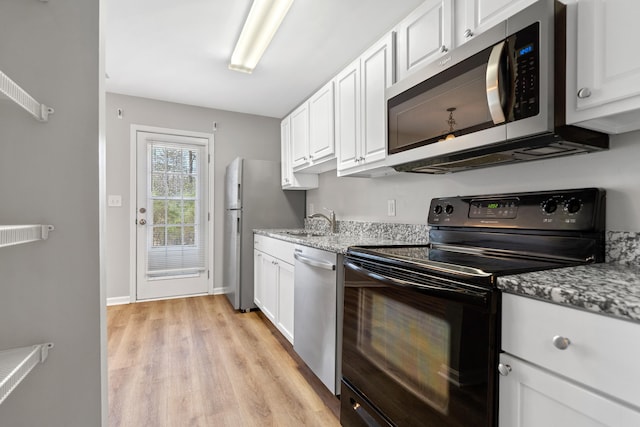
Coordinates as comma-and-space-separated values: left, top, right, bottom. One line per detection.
502, 293, 640, 408
254, 235, 296, 265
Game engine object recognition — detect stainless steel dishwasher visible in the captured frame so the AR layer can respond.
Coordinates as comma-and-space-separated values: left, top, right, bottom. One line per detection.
293, 244, 342, 395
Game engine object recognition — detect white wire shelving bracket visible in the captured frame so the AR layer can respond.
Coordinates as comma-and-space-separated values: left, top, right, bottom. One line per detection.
0, 225, 55, 248
0, 343, 54, 406
0, 70, 54, 122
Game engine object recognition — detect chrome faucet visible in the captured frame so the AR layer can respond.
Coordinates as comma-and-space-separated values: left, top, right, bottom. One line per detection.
308, 208, 337, 234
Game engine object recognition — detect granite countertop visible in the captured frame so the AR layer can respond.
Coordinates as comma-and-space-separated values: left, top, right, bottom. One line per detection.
254, 228, 427, 254
498, 263, 640, 323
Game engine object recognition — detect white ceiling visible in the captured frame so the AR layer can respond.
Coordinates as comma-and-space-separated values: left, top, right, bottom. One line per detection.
105, 0, 424, 119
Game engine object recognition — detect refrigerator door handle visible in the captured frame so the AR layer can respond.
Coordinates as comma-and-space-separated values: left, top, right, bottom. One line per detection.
237, 217, 240, 234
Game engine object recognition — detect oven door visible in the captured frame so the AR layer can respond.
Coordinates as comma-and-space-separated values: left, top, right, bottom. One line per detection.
341, 257, 499, 427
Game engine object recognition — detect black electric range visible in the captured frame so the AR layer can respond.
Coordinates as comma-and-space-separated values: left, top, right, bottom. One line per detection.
340, 188, 606, 427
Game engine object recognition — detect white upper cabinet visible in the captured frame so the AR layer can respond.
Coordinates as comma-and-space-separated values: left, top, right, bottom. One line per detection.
456, 0, 536, 46
336, 32, 396, 177
308, 81, 336, 166
566, 0, 640, 134
290, 102, 310, 169
280, 115, 318, 190
396, 0, 454, 81
335, 59, 361, 173
289, 81, 337, 174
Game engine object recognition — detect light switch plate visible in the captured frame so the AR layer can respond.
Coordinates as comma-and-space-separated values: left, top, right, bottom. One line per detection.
108, 195, 122, 207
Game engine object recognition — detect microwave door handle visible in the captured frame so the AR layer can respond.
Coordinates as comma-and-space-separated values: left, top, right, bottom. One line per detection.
486, 41, 507, 124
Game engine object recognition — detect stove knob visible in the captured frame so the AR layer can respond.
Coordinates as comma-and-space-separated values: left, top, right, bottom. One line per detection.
565, 198, 582, 214
542, 199, 558, 214
434, 204, 443, 215
445, 204, 454, 215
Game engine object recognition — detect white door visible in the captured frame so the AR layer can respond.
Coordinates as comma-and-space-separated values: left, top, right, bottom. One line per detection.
136, 131, 209, 300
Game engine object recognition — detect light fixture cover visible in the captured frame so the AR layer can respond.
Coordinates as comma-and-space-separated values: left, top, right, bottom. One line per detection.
229, 0, 295, 74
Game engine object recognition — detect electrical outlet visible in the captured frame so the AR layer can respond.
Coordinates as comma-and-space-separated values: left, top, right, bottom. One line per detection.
387, 199, 396, 216
108, 195, 122, 207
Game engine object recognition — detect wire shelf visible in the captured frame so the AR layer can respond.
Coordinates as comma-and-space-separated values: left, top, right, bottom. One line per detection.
0, 225, 55, 249
0, 70, 54, 122
0, 343, 54, 406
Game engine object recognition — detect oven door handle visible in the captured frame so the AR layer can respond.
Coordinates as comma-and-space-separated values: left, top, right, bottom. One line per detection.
345, 261, 490, 305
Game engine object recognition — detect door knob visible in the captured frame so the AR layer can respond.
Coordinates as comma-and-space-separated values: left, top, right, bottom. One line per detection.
497, 363, 512, 376
139, 207, 146, 213
139, 219, 147, 225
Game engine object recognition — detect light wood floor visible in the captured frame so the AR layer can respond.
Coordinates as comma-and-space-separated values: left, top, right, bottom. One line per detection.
108, 295, 341, 427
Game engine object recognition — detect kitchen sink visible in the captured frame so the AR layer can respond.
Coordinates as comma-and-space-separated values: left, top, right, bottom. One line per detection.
283, 230, 325, 237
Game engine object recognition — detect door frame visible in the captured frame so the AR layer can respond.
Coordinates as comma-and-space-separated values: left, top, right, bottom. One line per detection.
129, 124, 215, 302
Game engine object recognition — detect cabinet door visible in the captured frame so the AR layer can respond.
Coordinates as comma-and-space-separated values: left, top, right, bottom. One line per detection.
335, 59, 361, 172
574, 0, 640, 112
459, 0, 535, 46
276, 261, 295, 344
308, 81, 335, 164
259, 253, 279, 322
499, 354, 640, 427
253, 249, 264, 308
361, 32, 394, 165
396, 0, 453, 81
280, 116, 293, 188
290, 103, 310, 170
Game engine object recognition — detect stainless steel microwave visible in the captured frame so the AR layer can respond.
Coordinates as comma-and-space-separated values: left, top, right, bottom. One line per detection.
386, 0, 608, 174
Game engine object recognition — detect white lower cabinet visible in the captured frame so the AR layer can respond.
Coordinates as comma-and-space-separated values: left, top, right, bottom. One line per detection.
253, 235, 295, 343
500, 293, 640, 426
499, 354, 640, 427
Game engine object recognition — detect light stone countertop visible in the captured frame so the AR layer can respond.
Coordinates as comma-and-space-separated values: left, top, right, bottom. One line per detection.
498, 263, 640, 323
254, 228, 427, 254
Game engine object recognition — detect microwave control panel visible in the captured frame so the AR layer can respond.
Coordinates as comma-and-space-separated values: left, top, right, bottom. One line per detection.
510, 22, 540, 122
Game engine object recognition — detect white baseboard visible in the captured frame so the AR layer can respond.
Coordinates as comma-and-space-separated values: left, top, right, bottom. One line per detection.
211, 286, 226, 295
107, 296, 131, 306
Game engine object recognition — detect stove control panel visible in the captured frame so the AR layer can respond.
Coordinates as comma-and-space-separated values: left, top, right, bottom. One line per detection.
428, 188, 605, 231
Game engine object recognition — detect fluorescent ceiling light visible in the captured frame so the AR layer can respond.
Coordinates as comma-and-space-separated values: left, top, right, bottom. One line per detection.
229, 0, 295, 74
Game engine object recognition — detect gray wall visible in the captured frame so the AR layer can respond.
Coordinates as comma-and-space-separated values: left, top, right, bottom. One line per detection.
307, 131, 640, 231
0, 0, 102, 426
105, 93, 281, 300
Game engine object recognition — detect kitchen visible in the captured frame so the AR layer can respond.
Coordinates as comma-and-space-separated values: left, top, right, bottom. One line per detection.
1, 0, 640, 426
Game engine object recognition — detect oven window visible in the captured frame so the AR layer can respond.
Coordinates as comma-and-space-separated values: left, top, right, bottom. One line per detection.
358, 290, 451, 414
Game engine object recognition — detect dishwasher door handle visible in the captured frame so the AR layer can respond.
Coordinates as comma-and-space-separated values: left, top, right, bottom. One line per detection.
294, 253, 336, 271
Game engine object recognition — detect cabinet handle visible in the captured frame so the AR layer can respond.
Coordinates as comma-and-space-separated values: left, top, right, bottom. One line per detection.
552, 335, 571, 350
440, 45, 448, 53
464, 29, 474, 38
303, 156, 308, 161
577, 87, 591, 98
497, 363, 512, 376
360, 156, 365, 162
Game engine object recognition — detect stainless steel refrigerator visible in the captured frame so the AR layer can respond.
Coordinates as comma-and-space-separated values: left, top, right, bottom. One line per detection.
223, 157, 305, 311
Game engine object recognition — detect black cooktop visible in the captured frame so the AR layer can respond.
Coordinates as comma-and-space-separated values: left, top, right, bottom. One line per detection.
347, 245, 576, 281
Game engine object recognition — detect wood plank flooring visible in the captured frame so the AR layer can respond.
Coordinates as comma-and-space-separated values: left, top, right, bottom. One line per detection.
108, 295, 341, 427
